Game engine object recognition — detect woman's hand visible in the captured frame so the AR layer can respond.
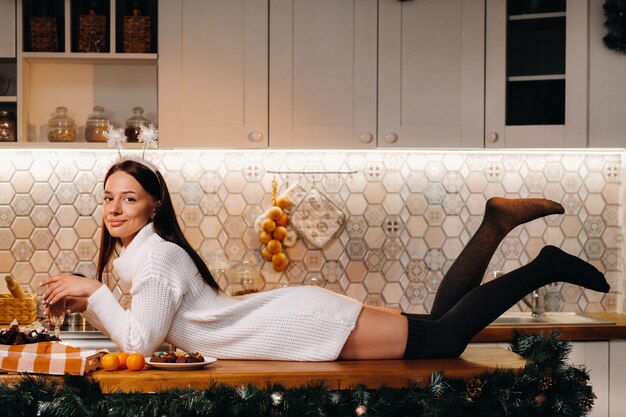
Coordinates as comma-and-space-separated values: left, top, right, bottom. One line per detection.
40, 274, 102, 307
42, 297, 89, 316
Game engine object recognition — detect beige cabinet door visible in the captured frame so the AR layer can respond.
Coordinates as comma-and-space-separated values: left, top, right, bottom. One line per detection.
0, 0, 15, 58
589, 0, 626, 148
269, 0, 377, 148
485, 0, 588, 148
378, 0, 485, 148
159, 0, 268, 147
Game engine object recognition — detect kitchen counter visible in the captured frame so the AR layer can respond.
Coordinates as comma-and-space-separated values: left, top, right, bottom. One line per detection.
0, 344, 525, 391
472, 313, 626, 343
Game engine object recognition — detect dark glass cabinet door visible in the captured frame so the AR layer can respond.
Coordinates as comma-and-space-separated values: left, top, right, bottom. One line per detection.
505, 0, 566, 126
485, 0, 588, 148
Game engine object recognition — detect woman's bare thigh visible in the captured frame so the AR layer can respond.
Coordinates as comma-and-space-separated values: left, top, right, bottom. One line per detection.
338, 305, 408, 360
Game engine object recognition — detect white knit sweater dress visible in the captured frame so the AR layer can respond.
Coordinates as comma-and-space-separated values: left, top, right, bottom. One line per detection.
82, 224, 363, 361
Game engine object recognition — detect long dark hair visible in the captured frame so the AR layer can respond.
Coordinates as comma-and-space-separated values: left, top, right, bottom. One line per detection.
96, 160, 220, 292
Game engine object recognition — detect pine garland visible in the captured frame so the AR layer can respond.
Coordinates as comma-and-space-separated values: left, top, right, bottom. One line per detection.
603, 0, 626, 53
0, 332, 595, 417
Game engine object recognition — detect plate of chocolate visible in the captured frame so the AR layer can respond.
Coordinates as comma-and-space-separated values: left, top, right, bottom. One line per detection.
146, 351, 216, 370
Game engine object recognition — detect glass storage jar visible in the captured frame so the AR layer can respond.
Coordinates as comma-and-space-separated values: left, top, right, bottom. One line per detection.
48, 106, 77, 142
85, 105, 109, 142
125, 106, 150, 142
0, 110, 17, 142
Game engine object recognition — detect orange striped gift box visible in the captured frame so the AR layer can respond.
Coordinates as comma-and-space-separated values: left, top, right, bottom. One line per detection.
0, 342, 107, 375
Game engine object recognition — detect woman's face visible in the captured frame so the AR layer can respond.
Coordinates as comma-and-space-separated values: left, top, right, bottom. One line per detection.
103, 171, 158, 246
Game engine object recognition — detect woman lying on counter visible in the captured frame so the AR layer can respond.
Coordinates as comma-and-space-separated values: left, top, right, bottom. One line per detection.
40, 159, 610, 361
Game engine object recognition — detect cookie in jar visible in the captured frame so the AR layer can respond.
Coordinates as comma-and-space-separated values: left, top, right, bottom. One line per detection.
85, 105, 109, 142
125, 106, 150, 142
48, 106, 77, 142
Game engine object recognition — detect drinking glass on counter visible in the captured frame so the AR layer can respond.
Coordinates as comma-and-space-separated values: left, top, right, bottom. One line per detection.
47, 298, 66, 339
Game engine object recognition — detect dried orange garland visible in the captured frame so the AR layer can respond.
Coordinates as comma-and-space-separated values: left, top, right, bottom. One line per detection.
258, 179, 291, 272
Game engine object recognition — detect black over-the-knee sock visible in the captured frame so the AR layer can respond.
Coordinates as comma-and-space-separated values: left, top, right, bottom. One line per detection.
428, 197, 564, 318
404, 246, 610, 359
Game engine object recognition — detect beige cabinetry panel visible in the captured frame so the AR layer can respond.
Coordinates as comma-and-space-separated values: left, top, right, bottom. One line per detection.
0, 1, 16, 58
378, 0, 484, 148
589, 0, 626, 148
485, 0, 588, 148
269, 0, 376, 148
159, 0, 268, 148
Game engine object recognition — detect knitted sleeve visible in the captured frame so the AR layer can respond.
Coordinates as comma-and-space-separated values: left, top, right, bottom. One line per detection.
83, 247, 186, 355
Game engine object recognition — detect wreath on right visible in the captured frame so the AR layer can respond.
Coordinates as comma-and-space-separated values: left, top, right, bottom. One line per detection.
603, 0, 626, 53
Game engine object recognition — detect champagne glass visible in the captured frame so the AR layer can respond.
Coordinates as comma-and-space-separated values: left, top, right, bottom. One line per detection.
47, 299, 66, 340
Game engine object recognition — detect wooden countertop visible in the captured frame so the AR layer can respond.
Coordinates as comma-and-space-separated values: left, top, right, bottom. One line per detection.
0, 345, 525, 392
473, 313, 626, 343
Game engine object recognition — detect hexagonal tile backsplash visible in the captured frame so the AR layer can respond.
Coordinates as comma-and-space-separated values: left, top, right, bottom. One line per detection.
0, 149, 623, 314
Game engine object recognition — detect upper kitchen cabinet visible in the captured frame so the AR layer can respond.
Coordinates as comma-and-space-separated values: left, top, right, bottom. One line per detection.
0, 1, 16, 58
269, 0, 377, 148
158, 0, 268, 148
485, 0, 588, 148
0, 1, 17, 129
378, 0, 485, 148
11, 0, 158, 144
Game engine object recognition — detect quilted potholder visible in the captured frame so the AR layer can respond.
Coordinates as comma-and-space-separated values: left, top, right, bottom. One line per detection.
290, 188, 346, 248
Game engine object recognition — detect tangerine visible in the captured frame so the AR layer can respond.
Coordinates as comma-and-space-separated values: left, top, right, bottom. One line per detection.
276, 214, 289, 227
273, 226, 288, 241
266, 239, 282, 255
101, 353, 120, 371
272, 253, 288, 272
258, 231, 272, 244
261, 246, 274, 261
276, 196, 291, 210
261, 218, 277, 233
268, 206, 284, 220
126, 353, 146, 371
116, 352, 129, 369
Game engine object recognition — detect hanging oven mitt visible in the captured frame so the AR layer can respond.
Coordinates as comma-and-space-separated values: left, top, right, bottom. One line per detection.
290, 188, 346, 248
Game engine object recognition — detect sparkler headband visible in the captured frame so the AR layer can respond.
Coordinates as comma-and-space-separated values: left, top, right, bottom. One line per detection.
104, 124, 160, 173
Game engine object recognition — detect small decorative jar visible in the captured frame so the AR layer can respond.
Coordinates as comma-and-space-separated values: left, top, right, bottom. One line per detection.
47, 106, 76, 142
233, 261, 263, 296
0, 110, 17, 142
125, 106, 150, 142
85, 105, 109, 142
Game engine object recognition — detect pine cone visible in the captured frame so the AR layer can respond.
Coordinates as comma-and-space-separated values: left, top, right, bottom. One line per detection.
466, 378, 483, 400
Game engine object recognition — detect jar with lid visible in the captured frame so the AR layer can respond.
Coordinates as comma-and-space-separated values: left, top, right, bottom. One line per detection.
125, 106, 150, 142
232, 261, 263, 296
85, 105, 109, 142
0, 110, 17, 142
47, 106, 76, 142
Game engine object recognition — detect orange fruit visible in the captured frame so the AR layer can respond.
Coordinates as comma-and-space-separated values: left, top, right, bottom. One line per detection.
101, 353, 120, 371
261, 246, 274, 261
276, 214, 289, 227
116, 352, 129, 369
268, 206, 284, 220
272, 254, 288, 272
258, 231, 272, 244
126, 353, 146, 371
266, 239, 282, 255
273, 226, 288, 241
276, 196, 291, 210
261, 218, 277, 233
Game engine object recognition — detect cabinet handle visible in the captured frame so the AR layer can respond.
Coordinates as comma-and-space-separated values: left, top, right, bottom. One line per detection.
488, 132, 499, 143
384, 132, 398, 144
359, 133, 373, 144
248, 131, 264, 143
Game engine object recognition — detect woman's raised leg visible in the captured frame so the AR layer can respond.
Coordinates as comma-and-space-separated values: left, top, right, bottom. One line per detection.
404, 246, 610, 359
427, 197, 564, 318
